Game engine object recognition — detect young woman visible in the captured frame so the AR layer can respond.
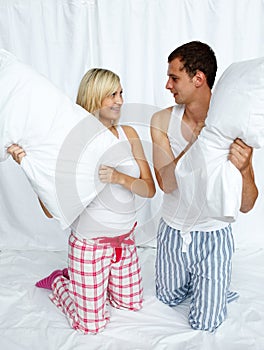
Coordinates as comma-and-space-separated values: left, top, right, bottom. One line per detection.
8, 68, 155, 334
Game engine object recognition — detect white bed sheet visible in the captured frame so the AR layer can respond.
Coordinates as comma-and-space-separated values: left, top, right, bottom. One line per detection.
0, 246, 263, 350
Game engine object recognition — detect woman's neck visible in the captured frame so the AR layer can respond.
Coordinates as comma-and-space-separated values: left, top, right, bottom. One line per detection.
99, 117, 119, 137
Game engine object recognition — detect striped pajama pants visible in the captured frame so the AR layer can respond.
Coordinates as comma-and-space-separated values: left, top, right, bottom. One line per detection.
155, 218, 238, 332
50, 229, 143, 334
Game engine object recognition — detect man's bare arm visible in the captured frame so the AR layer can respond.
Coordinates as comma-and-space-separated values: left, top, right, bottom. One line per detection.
229, 138, 258, 212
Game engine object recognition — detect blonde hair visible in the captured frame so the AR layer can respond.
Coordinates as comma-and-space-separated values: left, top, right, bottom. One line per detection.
76, 68, 121, 114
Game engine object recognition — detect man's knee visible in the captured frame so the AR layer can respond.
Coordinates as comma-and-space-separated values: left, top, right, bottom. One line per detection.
156, 288, 187, 307
189, 318, 224, 332
188, 305, 227, 332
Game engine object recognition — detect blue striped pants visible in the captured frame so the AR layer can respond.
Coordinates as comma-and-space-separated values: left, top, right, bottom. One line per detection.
155, 218, 238, 332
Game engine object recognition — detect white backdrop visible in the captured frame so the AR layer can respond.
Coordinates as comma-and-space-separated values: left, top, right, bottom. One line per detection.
0, 0, 264, 251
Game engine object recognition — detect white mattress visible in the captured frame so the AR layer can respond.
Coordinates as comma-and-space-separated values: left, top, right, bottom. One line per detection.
0, 246, 263, 350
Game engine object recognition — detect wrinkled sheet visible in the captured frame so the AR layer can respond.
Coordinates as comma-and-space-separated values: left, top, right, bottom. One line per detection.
0, 247, 263, 350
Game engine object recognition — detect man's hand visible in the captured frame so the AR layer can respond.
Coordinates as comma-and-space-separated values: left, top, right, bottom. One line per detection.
228, 138, 252, 173
190, 121, 205, 144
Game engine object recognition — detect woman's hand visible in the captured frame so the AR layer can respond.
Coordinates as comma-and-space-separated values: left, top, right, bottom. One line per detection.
7, 144, 26, 164
98, 164, 120, 184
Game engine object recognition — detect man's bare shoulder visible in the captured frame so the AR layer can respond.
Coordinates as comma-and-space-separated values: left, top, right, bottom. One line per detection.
151, 106, 173, 133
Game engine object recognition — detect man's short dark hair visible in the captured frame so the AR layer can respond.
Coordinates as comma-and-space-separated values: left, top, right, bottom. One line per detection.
168, 41, 217, 89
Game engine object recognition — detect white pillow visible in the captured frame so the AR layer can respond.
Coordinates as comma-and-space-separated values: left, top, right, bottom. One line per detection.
0, 49, 118, 229
176, 56, 264, 228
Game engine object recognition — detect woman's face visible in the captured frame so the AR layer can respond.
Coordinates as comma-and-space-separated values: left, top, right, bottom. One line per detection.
99, 84, 123, 124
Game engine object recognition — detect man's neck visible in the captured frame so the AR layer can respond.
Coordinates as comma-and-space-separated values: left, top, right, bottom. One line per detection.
184, 90, 211, 125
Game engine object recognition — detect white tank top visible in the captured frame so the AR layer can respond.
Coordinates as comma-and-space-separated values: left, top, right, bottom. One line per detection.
162, 105, 229, 233
72, 125, 140, 239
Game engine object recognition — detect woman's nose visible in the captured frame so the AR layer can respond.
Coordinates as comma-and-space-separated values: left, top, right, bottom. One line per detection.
115, 95, 123, 104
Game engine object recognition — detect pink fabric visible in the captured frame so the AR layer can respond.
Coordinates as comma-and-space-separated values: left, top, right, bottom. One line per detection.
35, 270, 63, 290
92, 222, 137, 247
49, 226, 143, 334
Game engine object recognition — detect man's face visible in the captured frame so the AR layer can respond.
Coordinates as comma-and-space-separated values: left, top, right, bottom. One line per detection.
166, 58, 196, 105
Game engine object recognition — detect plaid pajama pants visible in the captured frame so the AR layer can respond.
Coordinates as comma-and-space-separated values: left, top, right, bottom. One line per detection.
50, 227, 143, 334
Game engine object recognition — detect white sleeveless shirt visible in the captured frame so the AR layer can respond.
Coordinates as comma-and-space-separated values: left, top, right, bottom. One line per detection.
162, 105, 229, 234
72, 125, 140, 239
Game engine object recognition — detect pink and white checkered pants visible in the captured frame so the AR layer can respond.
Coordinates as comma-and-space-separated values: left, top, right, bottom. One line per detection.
50, 226, 143, 334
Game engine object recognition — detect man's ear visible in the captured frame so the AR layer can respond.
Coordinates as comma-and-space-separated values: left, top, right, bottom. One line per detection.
193, 70, 206, 87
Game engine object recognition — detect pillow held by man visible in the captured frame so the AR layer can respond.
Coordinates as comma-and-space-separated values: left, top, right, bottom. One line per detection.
176, 56, 264, 230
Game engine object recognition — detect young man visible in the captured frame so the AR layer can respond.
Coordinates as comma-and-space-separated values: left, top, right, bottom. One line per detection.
151, 41, 258, 332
